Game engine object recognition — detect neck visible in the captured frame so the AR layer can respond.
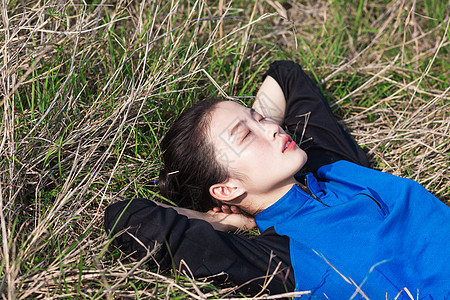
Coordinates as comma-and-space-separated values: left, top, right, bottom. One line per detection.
241, 176, 299, 216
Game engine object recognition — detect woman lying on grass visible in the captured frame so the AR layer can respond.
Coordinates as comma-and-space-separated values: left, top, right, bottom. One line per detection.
105, 61, 450, 299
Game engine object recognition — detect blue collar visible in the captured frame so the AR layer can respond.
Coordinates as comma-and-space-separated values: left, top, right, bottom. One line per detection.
255, 173, 321, 232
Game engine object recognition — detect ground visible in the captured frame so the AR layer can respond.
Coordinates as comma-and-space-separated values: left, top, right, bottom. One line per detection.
0, 0, 448, 298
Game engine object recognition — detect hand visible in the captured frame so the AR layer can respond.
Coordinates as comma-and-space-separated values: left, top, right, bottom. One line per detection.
211, 204, 241, 214
154, 200, 256, 232
207, 205, 256, 232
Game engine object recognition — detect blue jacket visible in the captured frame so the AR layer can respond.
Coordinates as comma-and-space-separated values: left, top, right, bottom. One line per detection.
255, 160, 450, 299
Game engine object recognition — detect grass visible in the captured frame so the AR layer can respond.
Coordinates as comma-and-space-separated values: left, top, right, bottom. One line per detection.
0, 0, 448, 298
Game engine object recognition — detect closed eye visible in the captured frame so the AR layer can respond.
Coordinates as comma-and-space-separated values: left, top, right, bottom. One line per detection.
242, 129, 251, 142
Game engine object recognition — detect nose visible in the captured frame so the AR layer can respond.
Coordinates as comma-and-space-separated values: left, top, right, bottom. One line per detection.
262, 119, 281, 140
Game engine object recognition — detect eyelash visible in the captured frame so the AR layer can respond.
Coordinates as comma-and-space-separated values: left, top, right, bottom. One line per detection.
240, 113, 266, 142
243, 130, 251, 140
243, 116, 265, 140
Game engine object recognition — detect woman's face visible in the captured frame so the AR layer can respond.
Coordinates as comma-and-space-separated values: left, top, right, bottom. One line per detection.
209, 101, 307, 197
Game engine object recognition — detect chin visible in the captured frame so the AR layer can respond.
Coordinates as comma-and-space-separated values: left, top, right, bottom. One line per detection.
295, 151, 308, 171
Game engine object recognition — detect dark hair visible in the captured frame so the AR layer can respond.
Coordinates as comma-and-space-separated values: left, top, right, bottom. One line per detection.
159, 99, 228, 211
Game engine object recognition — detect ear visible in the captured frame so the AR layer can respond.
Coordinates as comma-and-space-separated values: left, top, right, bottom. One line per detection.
209, 179, 245, 202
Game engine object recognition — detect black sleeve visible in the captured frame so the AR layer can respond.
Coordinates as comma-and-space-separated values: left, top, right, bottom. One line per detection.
263, 60, 370, 172
104, 198, 295, 294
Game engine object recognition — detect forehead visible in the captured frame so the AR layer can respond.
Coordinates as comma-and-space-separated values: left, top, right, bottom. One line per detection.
208, 101, 251, 164
209, 101, 248, 134
214, 100, 247, 115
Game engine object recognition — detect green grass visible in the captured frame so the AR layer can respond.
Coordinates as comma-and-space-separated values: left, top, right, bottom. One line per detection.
0, 0, 449, 298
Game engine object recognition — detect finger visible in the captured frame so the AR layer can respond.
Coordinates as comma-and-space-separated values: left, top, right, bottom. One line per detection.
221, 205, 232, 214
230, 206, 241, 214
212, 207, 221, 213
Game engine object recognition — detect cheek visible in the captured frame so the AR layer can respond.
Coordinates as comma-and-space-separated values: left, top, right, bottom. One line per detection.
214, 139, 257, 172
215, 137, 276, 180
235, 141, 272, 170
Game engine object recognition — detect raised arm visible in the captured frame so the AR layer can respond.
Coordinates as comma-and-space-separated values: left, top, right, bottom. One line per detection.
252, 75, 286, 125
104, 198, 294, 293
259, 60, 370, 172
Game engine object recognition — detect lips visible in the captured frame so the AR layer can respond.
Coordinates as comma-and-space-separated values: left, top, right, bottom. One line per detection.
282, 135, 296, 153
